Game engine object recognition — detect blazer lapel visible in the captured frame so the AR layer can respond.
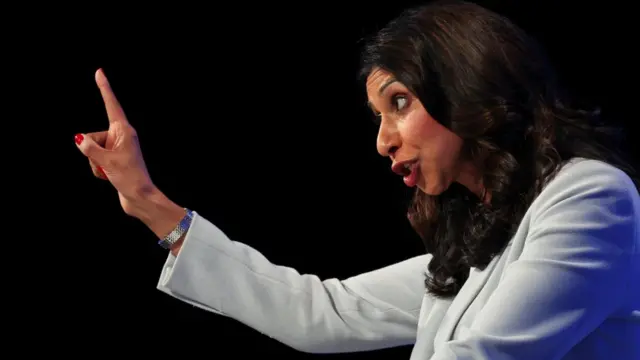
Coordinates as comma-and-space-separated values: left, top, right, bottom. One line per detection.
433, 255, 500, 347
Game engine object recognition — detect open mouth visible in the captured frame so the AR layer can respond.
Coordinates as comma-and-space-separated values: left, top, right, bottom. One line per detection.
403, 161, 420, 187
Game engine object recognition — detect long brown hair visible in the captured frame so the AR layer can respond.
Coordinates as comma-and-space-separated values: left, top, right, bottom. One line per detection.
359, 0, 637, 298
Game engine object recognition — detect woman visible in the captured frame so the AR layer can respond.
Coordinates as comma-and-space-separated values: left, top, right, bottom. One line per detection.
74, 1, 639, 359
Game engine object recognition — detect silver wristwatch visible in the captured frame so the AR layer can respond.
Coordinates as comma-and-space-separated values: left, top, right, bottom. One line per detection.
158, 208, 194, 249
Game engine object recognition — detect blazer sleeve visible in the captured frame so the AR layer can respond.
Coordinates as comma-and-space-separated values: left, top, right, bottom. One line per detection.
431, 160, 640, 359
156, 213, 428, 353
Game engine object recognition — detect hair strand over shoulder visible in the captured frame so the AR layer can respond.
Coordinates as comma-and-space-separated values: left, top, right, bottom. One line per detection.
359, 0, 638, 298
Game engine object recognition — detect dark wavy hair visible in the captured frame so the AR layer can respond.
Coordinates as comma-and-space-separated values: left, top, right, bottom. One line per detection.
359, 0, 638, 298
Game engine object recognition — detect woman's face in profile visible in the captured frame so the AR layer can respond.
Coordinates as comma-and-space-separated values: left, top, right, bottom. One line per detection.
366, 68, 465, 195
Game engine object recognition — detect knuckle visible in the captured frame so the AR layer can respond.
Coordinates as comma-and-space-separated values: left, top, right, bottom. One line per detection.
87, 160, 104, 178
122, 123, 137, 135
127, 127, 138, 139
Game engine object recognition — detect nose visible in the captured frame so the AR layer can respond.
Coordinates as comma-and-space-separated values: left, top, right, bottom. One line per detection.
376, 123, 400, 158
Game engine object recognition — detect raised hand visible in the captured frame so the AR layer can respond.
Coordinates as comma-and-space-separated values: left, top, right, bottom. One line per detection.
75, 69, 156, 216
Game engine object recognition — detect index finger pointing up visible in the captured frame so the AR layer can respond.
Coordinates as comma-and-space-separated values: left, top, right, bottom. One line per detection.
95, 68, 128, 123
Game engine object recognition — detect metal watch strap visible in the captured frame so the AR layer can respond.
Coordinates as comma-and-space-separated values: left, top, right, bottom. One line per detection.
158, 208, 194, 249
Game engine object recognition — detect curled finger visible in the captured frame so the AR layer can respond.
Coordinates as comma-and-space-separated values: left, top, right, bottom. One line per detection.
85, 131, 108, 147
88, 159, 108, 180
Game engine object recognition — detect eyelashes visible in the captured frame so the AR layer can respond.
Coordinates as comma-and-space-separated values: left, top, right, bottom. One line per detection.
371, 93, 410, 125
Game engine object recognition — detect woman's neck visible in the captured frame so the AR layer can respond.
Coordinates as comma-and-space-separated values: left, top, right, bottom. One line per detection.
456, 161, 490, 204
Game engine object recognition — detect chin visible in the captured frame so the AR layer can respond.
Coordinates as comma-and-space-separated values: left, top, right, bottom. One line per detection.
417, 183, 439, 195
419, 187, 444, 196
417, 175, 449, 195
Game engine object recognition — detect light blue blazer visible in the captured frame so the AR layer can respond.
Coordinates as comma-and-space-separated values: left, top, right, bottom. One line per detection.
157, 158, 639, 359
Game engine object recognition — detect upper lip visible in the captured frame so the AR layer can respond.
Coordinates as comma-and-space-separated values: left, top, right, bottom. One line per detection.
391, 158, 418, 176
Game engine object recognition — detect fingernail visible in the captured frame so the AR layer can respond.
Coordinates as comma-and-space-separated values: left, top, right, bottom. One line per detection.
75, 133, 84, 145
98, 166, 107, 178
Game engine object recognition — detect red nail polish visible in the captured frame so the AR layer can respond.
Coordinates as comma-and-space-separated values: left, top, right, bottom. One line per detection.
75, 134, 84, 145
98, 166, 107, 178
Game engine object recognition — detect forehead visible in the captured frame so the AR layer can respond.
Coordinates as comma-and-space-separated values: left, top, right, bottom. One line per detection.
366, 68, 395, 95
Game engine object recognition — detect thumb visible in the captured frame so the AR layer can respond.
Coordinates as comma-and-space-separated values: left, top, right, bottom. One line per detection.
74, 133, 108, 165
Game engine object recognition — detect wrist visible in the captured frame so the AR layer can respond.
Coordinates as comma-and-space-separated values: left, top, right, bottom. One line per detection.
128, 187, 186, 239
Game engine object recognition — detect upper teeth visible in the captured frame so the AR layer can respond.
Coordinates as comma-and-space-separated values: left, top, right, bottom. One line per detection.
404, 163, 413, 170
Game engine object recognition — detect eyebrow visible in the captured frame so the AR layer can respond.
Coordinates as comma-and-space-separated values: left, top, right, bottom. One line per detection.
378, 79, 398, 95
366, 79, 399, 113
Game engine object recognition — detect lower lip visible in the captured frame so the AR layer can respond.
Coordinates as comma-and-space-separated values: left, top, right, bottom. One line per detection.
403, 162, 420, 187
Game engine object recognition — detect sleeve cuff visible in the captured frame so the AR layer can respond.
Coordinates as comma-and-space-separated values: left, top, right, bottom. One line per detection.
156, 211, 224, 315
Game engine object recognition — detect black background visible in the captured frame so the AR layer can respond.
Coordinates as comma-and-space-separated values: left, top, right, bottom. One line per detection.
26, 0, 634, 356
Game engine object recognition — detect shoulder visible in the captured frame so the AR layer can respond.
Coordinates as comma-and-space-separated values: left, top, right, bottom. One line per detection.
549, 157, 635, 190
534, 158, 638, 209
528, 157, 639, 250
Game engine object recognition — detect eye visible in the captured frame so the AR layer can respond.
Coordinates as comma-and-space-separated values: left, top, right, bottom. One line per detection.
392, 95, 408, 111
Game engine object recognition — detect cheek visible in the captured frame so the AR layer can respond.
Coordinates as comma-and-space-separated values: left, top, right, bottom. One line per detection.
401, 110, 442, 150
403, 111, 463, 166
